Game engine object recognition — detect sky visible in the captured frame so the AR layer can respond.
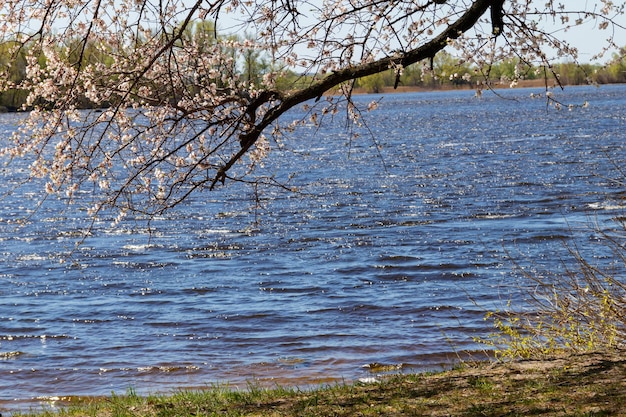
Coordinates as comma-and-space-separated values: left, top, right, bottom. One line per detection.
215, 1, 626, 65
543, 10, 626, 63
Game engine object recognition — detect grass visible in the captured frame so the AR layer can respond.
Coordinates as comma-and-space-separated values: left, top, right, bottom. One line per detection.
10, 349, 626, 417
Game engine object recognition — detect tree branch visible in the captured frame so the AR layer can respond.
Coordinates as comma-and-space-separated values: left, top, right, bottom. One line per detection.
211, 0, 494, 189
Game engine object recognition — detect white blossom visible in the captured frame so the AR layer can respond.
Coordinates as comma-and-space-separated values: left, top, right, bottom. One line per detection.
0, 0, 620, 219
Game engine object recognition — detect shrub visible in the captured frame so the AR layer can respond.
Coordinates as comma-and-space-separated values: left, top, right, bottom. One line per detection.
482, 218, 626, 360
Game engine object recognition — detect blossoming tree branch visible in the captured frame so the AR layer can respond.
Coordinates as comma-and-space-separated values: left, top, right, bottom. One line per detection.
0, 0, 623, 218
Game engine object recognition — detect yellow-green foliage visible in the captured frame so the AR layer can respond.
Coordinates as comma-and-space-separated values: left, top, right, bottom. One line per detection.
482, 275, 625, 360
480, 214, 626, 361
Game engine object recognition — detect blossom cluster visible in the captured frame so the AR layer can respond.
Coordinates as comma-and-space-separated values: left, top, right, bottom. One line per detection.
0, 0, 621, 218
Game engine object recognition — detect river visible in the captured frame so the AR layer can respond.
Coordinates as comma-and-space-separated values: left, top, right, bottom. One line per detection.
1, 84, 625, 412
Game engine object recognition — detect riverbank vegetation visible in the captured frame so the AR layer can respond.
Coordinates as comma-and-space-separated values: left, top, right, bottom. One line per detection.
478, 211, 626, 360
1, 27, 626, 110
355, 49, 626, 94
10, 349, 626, 417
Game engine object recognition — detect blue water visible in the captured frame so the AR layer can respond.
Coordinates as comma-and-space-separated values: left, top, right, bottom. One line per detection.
1, 84, 625, 412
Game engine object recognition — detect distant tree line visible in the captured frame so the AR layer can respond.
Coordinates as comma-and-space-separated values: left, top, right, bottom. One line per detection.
0, 21, 283, 112
356, 48, 626, 93
1, 21, 625, 111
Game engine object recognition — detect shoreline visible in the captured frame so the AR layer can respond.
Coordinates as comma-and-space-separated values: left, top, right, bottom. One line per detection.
0, 79, 596, 114
6, 349, 626, 416
350, 78, 570, 95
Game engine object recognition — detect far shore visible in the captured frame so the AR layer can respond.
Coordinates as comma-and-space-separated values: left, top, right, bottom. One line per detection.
351, 78, 570, 95
0, 79, 598, 114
